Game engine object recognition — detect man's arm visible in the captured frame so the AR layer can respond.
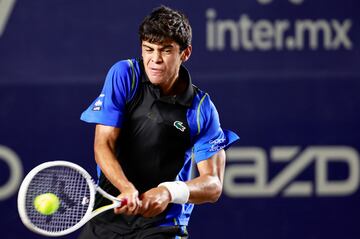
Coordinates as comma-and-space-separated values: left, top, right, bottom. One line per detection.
139, 149, 226, 217
94, 124, 140, 214
186, 149, 226, 204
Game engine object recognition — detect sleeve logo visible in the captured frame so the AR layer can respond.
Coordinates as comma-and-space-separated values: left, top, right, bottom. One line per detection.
209, 138, 226, 152
92, 94, 104, 111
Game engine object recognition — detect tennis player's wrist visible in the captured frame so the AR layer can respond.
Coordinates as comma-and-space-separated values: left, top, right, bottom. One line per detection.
158, 181, 190, 204
118, 181, 137, 194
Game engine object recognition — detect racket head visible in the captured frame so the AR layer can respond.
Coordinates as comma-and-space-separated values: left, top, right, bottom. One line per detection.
17, 161, 96, 236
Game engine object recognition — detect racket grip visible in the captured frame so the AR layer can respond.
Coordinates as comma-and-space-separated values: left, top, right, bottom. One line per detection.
115, 198, 127, 207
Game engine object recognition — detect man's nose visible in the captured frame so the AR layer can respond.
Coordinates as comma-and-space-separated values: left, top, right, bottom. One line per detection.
152, 51, 163, 63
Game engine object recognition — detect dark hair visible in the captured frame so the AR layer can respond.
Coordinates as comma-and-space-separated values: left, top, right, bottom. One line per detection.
139, 6, 192, 51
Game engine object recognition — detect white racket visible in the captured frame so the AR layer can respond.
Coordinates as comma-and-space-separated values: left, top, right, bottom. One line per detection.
17, 160, 126, 237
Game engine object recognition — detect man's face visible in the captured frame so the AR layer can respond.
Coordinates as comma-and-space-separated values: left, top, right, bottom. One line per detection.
141, 40, 191, 93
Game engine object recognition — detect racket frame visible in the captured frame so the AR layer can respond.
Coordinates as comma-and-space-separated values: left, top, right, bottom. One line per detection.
17, 160, 123, 237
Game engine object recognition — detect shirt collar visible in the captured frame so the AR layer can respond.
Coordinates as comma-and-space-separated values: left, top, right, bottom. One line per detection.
139, 59, 194, 107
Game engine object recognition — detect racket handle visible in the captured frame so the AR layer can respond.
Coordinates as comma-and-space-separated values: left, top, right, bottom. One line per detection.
115, 198, 127, 208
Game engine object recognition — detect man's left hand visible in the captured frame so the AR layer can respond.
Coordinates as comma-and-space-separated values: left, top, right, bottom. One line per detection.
138, 187, 171, 217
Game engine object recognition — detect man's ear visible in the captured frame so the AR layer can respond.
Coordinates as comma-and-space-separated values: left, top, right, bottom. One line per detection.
181, 45, 192, 62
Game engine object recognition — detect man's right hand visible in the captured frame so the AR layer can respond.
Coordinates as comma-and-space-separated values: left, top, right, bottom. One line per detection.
114, 184, 141, 215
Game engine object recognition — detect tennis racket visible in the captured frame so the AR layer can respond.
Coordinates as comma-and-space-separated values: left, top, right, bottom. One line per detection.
17, 160, 126, 237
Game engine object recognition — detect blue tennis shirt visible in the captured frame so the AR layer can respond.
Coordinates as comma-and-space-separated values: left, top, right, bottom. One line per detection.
80, 58, 239, 232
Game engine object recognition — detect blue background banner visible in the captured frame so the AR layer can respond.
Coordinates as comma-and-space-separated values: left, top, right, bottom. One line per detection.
1, 0, 359, 238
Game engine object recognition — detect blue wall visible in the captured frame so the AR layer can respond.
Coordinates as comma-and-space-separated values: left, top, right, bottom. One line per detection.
1, 0, 359, 238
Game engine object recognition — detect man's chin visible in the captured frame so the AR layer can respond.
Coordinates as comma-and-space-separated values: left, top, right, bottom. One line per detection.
148, 77, 164, 85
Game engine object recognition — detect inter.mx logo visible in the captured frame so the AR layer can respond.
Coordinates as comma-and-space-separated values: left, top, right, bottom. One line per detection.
224, 146, 359, 197
0, 0, 16, 37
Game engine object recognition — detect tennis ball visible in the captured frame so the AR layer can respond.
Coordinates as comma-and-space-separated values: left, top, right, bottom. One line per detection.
33, 193, 60, 215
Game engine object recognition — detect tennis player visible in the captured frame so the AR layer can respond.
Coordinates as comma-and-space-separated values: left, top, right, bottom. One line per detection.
78, 5, 239, 239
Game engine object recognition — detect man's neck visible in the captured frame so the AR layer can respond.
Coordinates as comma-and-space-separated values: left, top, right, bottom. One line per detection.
161, 75, 187, 96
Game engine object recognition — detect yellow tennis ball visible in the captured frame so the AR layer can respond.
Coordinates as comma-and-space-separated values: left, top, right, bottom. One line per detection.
33, 193, 60, 215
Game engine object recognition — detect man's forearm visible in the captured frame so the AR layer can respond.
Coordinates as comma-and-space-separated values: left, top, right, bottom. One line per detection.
186, 149, 226, 204
94, 125, 134, 193
186, 174, 222, 204
94, 144, 134, 192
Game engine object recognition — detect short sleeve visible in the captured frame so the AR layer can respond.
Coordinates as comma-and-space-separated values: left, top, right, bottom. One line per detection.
80, 60, 137, 127
193, 95, 239, 163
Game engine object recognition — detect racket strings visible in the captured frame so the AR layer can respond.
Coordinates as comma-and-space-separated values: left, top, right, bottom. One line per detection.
25, 166, 91, 232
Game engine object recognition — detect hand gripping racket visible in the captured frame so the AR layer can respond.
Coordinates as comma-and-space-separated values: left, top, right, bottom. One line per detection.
17, 161, 126, 237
